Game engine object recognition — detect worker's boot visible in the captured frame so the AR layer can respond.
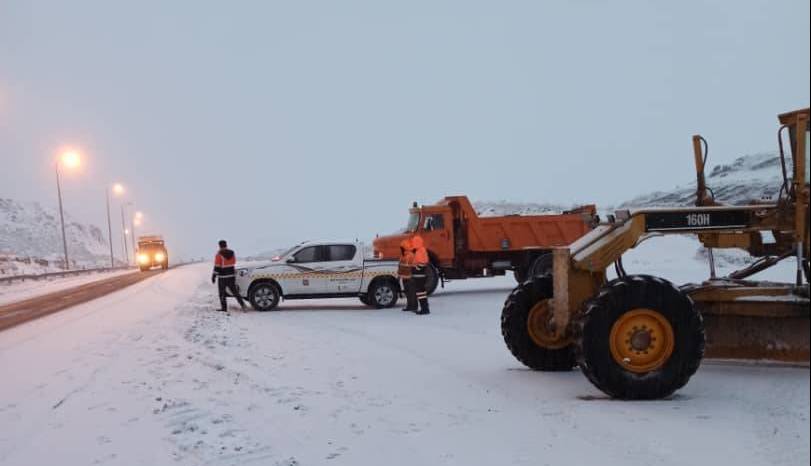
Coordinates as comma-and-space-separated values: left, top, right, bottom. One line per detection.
403, 297, 418, 312
416, 299, 430, 315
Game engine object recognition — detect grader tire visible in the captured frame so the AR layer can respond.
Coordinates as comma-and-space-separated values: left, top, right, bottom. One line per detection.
574, 275, 705, 400
501, 275, 576, 371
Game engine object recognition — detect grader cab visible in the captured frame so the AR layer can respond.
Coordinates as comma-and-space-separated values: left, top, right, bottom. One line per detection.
501, 108, 809, 399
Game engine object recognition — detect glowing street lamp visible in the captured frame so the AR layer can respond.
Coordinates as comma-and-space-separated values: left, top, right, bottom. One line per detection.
55, 149, 82, 269
60, 150, 81, 169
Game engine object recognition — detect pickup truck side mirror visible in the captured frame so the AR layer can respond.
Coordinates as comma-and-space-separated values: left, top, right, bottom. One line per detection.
286, 257, 295, 263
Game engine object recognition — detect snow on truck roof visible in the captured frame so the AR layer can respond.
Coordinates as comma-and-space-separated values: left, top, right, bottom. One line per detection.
296, 240, 363, 247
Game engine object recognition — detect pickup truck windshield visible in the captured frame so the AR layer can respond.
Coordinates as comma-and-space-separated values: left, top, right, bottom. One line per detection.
406, 212, 420, 232
274, 245, 300, 261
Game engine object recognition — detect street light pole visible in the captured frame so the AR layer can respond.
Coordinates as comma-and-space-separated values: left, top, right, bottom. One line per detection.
130, 208, 137, 256
120, 203, 130, 265
55, 164, 70, 270
105, 187, 115, 267
53, 149, 81, 270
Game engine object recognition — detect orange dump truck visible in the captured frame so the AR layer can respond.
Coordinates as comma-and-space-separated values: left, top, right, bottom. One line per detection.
373, 196, 597, 293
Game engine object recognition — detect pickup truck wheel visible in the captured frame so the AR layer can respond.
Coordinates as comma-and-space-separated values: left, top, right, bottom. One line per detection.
425, 264, 439, 296
369, 280, 398, 308
249, 282, 280, 311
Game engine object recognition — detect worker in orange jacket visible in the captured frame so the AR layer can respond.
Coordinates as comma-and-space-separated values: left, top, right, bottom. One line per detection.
212, 239, 247, 312
399, 238, 418, 311
410, 234, 430, 315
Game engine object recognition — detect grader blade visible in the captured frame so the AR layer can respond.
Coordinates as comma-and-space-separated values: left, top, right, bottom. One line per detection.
686, 282, 810, 363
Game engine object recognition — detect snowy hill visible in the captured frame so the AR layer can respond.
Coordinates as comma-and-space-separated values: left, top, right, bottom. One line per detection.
471, 153, 795, 283
0, 198, 113, 274
472, 153, 785, 215
621, 152, 784, 208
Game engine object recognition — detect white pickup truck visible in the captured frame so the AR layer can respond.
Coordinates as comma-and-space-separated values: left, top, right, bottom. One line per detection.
235, 241, 401, 311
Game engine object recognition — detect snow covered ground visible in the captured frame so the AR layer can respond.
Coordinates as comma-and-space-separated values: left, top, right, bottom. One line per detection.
0, 269, 136, 306
0, 262, 807, 466
614, 235, 799, 285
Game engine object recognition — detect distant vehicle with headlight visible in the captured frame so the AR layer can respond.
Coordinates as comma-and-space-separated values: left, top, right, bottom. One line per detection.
136, 235, 169, 271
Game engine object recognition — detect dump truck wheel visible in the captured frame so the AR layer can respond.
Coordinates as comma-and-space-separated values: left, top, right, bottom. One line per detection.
501, 275, 576, 371
425, 264, 439, 296
575, 275, 705, 399
529, 253, 553, 277
514, 267, 528, 284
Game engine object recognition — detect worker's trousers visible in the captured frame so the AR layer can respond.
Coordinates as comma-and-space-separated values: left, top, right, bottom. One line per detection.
217, 276, 246, 310
411, 266, 430, 314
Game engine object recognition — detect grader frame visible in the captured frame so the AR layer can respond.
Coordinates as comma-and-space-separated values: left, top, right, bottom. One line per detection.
502, 108, 809, 399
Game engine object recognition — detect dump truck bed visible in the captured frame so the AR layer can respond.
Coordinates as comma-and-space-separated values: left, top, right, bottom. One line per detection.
443, 196, 595, 252
467, 212, 595, 252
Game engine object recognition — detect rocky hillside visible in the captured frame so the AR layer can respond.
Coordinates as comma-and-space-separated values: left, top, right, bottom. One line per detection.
0, 198, 114, 274
621, 152, 785, 208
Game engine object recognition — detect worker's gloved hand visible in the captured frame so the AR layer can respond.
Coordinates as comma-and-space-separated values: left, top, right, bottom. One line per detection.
211, 274, 216, 284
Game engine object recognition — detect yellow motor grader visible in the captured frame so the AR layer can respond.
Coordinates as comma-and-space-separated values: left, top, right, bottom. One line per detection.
501, 108, 809, 399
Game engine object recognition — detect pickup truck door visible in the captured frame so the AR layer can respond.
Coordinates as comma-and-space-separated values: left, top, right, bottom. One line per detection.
323, 244, 364, 293
285, 245, 330, 295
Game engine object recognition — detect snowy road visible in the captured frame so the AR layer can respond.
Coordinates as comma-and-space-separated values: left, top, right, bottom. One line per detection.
0, 264, 808, 466
0, 269, 136, 307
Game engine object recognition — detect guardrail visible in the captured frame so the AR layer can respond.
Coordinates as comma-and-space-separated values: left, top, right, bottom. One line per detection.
0, 259, 207, 285
0, 266, 136, 285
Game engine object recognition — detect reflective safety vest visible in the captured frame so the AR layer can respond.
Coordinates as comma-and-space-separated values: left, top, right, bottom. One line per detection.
214, 249, 237, 278
398, 239, 414, 278
412, 235, 429, 266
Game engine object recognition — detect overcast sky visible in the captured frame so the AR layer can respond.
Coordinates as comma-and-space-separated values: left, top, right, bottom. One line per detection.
1, 0, 809, 260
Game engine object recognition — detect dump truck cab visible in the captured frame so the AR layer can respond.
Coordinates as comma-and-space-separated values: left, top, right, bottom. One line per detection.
405, 202, 455, 265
